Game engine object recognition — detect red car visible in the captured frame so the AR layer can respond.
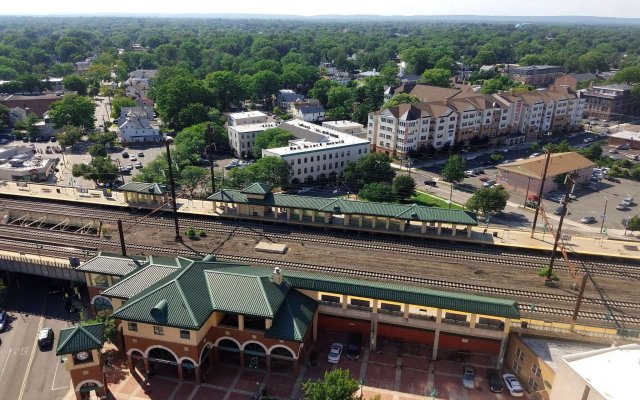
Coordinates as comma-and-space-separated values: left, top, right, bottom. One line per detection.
479, 176, 489, 182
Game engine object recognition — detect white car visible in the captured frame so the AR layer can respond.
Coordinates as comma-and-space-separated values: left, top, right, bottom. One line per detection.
328, 343, 343, 364
503, 373, 524, 397
464, 170, 476, 177
529, 153, 541, 158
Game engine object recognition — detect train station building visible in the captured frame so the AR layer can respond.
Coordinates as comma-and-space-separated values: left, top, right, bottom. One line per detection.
79, 252, 519, 385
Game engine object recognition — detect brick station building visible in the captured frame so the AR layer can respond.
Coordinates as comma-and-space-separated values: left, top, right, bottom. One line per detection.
76, 253, 520, 386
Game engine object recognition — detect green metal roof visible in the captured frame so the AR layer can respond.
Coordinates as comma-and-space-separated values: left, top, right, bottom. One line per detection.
56, 323, 104, 356
266, 289, 317, 342
101, 264, 179, 299
283, 270, 519, 319
77, 253, 146, 276
208, 187, 477, 225
118, 182, 167, 195
241, 182, 273, 195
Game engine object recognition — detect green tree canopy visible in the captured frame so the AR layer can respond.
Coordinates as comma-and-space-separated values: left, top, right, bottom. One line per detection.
627, 215, 640, 232
580, 143, 603, 161
226, 157, 291, 188
441, 154, 466, 183
177, 103, 210, 129
56, 125, 84, 148
344, 153, 395, 185
134, 155, 169, 184
62, 74, 88, 95
204, 70, 246, 110
381, 93, 420, 110
173, 123, 208, 167
302, 369, 361, 400
480, 75, 516, 94
72, 156, 119, 186
0, 104, 10, 130
359, 182, 395, 202
419, 68, 452, 88
392, 174, 416, 201
48, 94, 95, 129
179, 165, 207, 196
465, 186, 510, 216
252, 127, 295, 158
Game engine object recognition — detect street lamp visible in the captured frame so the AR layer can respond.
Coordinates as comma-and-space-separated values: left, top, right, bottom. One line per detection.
165, 137, 182, 242
206, 123, 217, 193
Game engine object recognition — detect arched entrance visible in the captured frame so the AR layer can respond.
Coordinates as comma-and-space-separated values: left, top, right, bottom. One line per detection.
217, 338, 241, 365
92, 296, 113, 317
147, 347, 178, 378
76, 380, 103, 400
181, 359, 197, 382
243, 342, 267, 370
270, 346, 296, 373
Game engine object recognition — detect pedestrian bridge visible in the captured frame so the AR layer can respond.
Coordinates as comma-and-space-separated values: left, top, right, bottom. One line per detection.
0, 250, 85, 282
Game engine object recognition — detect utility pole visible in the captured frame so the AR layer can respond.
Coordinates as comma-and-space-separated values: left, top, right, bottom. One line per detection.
531, 150, 552, 238
206, 123, 216, 193
117, 220, 127, 256
547, 172, 576, 282
600, 197, 608, 234
165, 138, 182, 242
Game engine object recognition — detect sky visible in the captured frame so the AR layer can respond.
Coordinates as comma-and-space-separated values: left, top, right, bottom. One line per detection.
0, 0, 638, 18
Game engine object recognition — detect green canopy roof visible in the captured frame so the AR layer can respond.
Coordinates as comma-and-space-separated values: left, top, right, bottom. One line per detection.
56, 323, 104, 356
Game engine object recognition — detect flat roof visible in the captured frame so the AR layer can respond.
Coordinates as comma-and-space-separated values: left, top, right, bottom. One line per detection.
228, 111, 268, 119
521, 337, 605, 372
609, 131, 640, 141
322, 120, 364, 129
229, 122, 278, 133
563, 344, 640, 400
498, 152, 595, 179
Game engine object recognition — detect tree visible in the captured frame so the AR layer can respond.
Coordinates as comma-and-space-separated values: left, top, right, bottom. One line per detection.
309, 79, 337, 106
81, 316, 117, 342
72, 156, 119, 186
359, 182, 395, 202
177, 103, 210, 129
173, 123, 208, 167
627, 215, 640, 232
150, 73, 212, 129
441, 155, 466, 183
110, 96, 137, 119
89, 131, 118, 147
381, 94, 420, 110
392, 174, 416, 201
16, 112, 40, 137
252, 70, 280, 107
227, 157, 291, 188
580, 144, 603, 161
544, 140, 571, 153
611, 66, 640, 84
344, 153, 395, 185
88, 144, 107, 158
480, 75, 515, 94
577, 51, 608, 73
465, 186, 510, 216
252, 128, 295, 158
0, 104, 9, 130
56, 125, 84, 148
62, 74, 88, 95
419, 68, 451, 88
303, 369, 360, 400
48, 94, 95, 129
489, 153, 504, 164
134, 155, 169, 184
179, 165, 207, 197
204, 70, 246, 110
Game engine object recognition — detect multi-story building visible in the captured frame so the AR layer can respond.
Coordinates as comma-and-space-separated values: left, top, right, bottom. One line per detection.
226, 111, 268, 127
371, 84, 584, 157
276, 89, 305, 109
227, 122, 278, 158
262, 119, 370, 183
581, 84, 635, 121
322, 120, 366, 139
506, 65, 564, 88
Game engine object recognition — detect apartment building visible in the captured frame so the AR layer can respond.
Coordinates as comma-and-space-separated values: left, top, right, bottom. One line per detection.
581, 84, 635, 121
227, 122, 278, 158
506, 65, 564, 88
262, 119, 370, 183
370, 84, 584, 157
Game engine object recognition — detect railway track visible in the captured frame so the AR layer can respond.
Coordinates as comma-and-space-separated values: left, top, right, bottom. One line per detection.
3, 198, 640, 280
1, 227, 639, 325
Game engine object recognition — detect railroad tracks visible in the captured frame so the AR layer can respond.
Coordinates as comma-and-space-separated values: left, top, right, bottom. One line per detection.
1, 226, 639, 325
3, 198, 640, 280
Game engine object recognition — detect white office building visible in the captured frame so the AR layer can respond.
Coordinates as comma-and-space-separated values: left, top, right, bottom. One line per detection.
228, 122, 278, 158
227, 111, 268, 127
322, 120, 366, 139
262, 120, 370, 184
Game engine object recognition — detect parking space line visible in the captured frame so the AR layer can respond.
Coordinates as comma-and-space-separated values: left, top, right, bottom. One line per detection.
0, 348, 12, 382
17, 295, 47, 400
51, 356, 69, 391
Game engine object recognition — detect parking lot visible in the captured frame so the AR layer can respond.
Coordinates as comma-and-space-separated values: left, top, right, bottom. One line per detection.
0, 274, 82, 400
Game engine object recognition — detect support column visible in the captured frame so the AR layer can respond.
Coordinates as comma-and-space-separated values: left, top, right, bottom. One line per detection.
143, 357, 150, 375
286, 208, 291, 220
299, 210, 304, 221
400, 220, 406, 232
467, 225, 472, 238
293, 359, 300, 375
358, 215, 363, 227
177, 362, 184, 381
385, 218, 390, 229
451, 224, 457, 236
274, 207, 279, 219
344, 214, 350, 225
372, 217, 376, 228
403, 303, 410, 319
238, 315, 245, 330
239, 351, 245, 368
324, 213, 330, 223
312, 311, 318, 341
437, 222, 442, 235
195, 366, 201, 384
497, 334, 509, 370
469, 313, 477, 329
421, 222, 427, 234
127, 354, 134, 372
372, 299, 378, 314
432, 329, 441, 360
266, 355, 272, 372
311, 211, 316, 222
342, 296, 348, 309
370, 314, 378, 351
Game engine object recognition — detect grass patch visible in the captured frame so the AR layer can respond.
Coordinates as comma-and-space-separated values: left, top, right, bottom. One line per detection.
412, 191, 464, 210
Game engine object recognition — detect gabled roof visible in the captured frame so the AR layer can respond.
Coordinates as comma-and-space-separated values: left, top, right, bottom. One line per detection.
266, 290, 317, 341
118, 182, 167, 195
101, 264, 180, 299
56, 323, 104, 356
76, 253, 145, 276
208, 187, 477, 226
498, 152, 595, 179
241, 182, 273, 195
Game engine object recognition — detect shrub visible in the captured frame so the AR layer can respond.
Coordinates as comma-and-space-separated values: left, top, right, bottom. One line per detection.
538, 267, 559, 281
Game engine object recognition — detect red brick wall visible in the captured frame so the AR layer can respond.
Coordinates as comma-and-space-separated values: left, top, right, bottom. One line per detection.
439, 332, 500, 354
378, 323, 435, 345
69, 363, 104, 389
318, 314, 371, 336
123, 335, 198, 363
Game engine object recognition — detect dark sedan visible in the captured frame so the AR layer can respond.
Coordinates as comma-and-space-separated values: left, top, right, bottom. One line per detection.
486, 368, 504, 393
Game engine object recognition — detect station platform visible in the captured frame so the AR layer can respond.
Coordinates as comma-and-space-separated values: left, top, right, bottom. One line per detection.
1, 181, 640, 261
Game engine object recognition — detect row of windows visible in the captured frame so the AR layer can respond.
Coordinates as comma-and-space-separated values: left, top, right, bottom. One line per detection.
295, 162, 344, 175
288, 148, 367, 165
128, 322, 191, 339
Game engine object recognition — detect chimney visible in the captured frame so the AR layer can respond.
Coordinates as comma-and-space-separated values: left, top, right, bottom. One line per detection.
272, 267, 283, 285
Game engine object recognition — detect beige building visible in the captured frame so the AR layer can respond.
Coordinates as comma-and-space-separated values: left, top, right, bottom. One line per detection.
550, 344, 640, 400
322, 120, 366, 139
497, 152, 595, 196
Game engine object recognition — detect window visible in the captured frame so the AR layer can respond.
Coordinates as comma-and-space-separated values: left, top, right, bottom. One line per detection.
380, 303, 402, 312
532, 364, 541, 377
512, 360, 521, 374
347, 151, 350, 156
310, 167, 314, 172
304, 157, 307, 163
297, 169, 301, 175
321, 294, 340, 303
528, 377, 539, 391
88, 273, 109, 288
329, 154, 332, 159
128, 322, 138, 332
153, 326, 164, 336
180, 330, 190, 339
350, 298, 370, 308
297, 159, 301, 164
335, 162, 338, 168
323, 154, 326, 160
304, 168, 307, 173
515, 347, 525, 361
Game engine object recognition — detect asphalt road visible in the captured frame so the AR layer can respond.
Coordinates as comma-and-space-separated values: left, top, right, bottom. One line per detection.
0, 275, 77, 400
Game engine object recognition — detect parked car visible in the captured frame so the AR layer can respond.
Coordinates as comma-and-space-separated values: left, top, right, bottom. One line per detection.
581, 216, 597, 224
130, 156, 137, 161
502, 373, 524, 397
0, 138, 8, 145
424, 179, 437, 187
479, 176, 490, 182
50, 136, 56, 142
464, 170, 476, 177
624, 196, 634, 204
616, 204, 629, 211
617, 143, 630, 150
486, 369, 503, 393
554, 206, 565, 216
134, 161, 143, 169
38, 327, 54, 348
584, 137, 594, 143
609, 148, 619, 154
346, 333, 362, 360
0, 311, 7, 332
473, 168, 485, 175
529, 152, 541, 158
122, 152, 129, 158
137, 152, 144, 157
605, 176, 621, 183
483, 180, 496, 187
125, 164, 133, 171
462, 366, 475, 389
328, 343, 343, 364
